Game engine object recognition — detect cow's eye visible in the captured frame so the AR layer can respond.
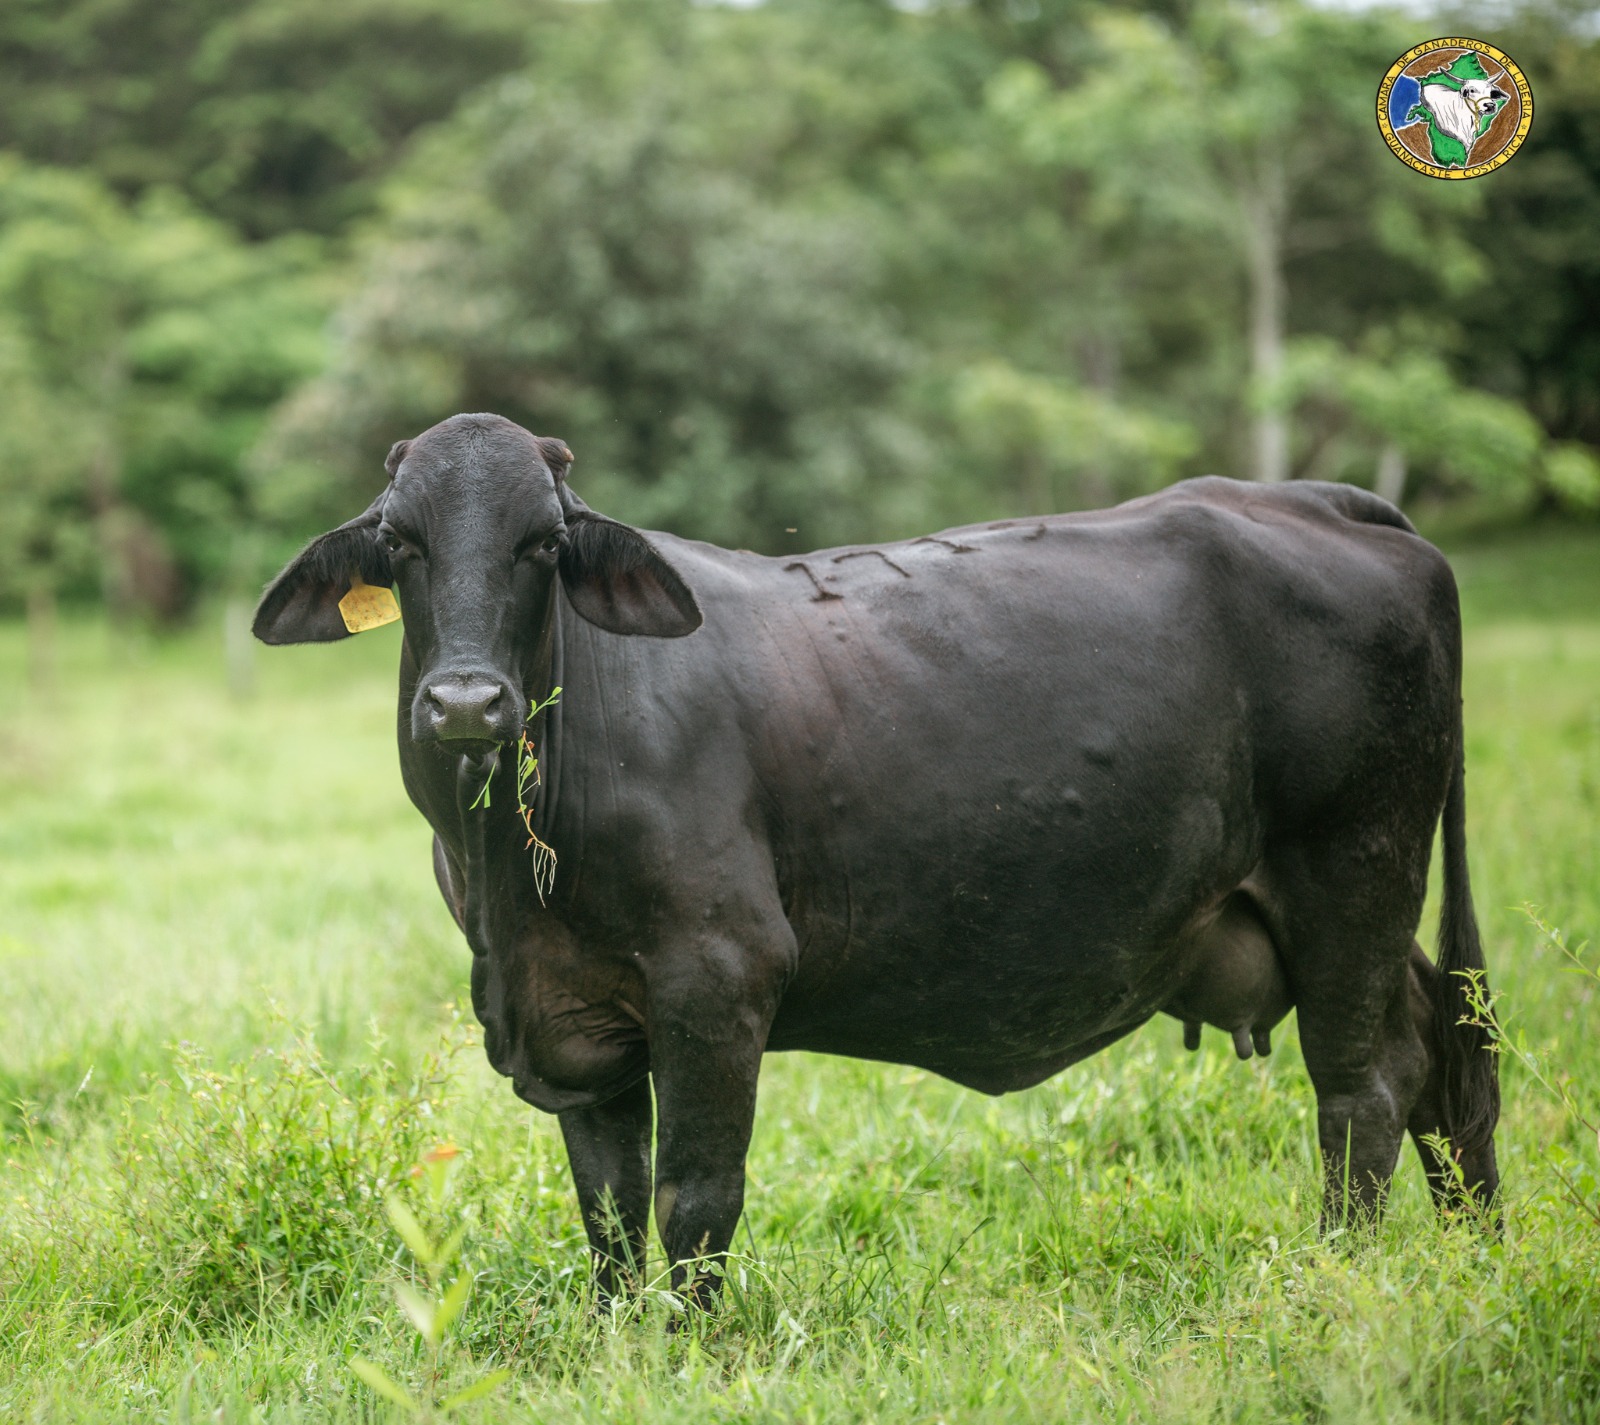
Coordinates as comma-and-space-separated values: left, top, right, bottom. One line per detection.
515, 531, 562, 563
379, 529, 410, 557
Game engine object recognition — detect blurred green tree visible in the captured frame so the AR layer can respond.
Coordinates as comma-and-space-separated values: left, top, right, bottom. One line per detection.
0, 158, 328, 619
988, 0, 1425, 484
1275, 338, 1548, 504
1453, 1, 1600, 453
0, 0, 543, 237
259, 12, 923, 552
263, 0, 1216, 543
1, 0, 1597, 622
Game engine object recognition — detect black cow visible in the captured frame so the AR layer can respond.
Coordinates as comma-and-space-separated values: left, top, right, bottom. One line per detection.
255, 413, 1500, 1302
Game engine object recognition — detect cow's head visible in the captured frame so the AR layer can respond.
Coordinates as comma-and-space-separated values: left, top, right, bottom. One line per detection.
1460, 78, 1510, 121
253, 413, 701, 745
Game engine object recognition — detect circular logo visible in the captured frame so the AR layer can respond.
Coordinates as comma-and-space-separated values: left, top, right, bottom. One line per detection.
1377, 39, 1532, 180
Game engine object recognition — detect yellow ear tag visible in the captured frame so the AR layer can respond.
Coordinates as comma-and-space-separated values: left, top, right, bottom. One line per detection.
338, 577, 402, 633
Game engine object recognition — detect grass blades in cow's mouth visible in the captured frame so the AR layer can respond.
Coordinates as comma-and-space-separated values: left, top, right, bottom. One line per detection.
519, 687, 562, 903
468, 687, 562, 904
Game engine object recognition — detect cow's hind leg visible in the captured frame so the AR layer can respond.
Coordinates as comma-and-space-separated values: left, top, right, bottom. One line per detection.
559, 1075, 654, 1303
1403, 942, 1501, 1216
1273, 852, 1431, 1230
1304, 971, 1427, 1229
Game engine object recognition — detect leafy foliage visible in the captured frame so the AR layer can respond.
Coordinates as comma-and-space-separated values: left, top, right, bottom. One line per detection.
0, 158, 327, 612
1276, 337, 1546, 495
0, 0, 541, 237
2, 0, 1599, 601
262, 46, 917, 549
1454, 0, 1600, 451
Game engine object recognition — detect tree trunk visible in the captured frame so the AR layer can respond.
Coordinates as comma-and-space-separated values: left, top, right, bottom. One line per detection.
1375, 442, 1407, 507
224, 596, 256, 700
1244, 157, 1289, 483
26, 582, 57, 691
1078, 327, 1120, 507
1023, 449, 1052, 517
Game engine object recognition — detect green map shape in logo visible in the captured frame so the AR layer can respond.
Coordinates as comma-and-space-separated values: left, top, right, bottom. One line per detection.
1403, 51, 1504, 168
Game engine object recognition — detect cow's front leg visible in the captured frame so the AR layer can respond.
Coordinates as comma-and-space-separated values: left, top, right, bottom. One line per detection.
559, 1075, 653, 1304
648, 943, 776, 1310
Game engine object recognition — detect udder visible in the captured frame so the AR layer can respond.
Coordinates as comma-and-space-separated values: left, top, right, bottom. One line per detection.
1164, 891, 1291, 1060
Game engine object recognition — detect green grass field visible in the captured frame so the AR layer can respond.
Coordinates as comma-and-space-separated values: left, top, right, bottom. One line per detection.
2, 524, 1598, 1423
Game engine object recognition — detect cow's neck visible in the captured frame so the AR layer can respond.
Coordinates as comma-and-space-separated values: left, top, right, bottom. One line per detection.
396, 594, 633, 940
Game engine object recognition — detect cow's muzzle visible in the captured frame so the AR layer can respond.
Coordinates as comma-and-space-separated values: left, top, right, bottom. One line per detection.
416, 670, 523, 744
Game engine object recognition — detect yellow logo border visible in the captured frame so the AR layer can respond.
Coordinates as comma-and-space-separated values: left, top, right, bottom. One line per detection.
1376, 38, 1533, 181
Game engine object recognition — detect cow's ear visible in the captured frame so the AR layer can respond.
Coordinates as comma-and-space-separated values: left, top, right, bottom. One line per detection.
558, 513, 701, 638
253, 500, 393, 645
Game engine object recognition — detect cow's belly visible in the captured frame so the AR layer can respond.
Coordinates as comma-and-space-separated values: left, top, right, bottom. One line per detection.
769, 1012, 1152, 1094
766, 871, 1290, 1091
765, 921, 1179, 1087
764, 793, 1269, 1086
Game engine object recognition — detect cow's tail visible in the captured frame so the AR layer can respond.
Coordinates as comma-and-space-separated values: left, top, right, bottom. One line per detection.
1431, 697, 1500, 1163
